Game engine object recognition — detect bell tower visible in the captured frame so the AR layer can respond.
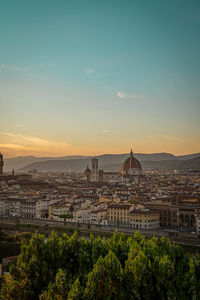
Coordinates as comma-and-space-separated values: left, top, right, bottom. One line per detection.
0, 153, 4, 175
91, 158, 98, 181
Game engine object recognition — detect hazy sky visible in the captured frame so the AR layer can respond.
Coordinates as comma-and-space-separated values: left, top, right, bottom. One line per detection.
0, 0, 200, 157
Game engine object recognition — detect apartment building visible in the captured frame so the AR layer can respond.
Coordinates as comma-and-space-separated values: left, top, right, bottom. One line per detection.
107, 203, 159, 229
49, 200, 72, 220
107, 203, 132, 226
129, 209, 160, 229
20, 200, 37, 219
145, 197, 200, 231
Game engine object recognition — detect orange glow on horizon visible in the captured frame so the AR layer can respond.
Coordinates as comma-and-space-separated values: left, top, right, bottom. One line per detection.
0, 132, 199, 158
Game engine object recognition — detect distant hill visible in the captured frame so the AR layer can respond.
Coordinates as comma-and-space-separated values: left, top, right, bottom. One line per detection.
15, 153, 200, 172
178, 156, 200, 170
3, 153, 167, 171
176, 153, 200, 160
101, 157, 200, 171
17, 153, 177, 172
4, 155, 89, 171
20, 158, 91, 172
101, 160, 182, 172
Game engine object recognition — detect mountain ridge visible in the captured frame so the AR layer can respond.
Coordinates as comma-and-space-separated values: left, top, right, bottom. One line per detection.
3, 152, 199, 172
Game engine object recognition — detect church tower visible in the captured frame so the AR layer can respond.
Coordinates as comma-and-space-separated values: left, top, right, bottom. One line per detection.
91, 158, 98, 181
0, 153, 4, 175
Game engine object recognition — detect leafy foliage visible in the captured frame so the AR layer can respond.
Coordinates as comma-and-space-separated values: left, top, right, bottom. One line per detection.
0, 230, 199, 299
84, 250, 123, 300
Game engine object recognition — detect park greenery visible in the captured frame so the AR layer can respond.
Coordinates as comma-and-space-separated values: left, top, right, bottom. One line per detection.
0, 230, 200, 299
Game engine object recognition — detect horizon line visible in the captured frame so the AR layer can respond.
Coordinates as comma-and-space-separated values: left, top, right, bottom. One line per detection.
2, 151, 200, 159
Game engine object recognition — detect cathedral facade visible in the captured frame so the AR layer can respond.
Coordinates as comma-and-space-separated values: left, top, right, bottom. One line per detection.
121, 149, 142, 183
84, 150, 142, 183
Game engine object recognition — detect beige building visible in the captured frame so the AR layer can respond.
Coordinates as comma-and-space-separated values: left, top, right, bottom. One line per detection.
107, 203, 132, 226
99, 196, 121, 204
49, 200, 72, 221
91, 209, 107, 224
99, 196, 112, 203
129, 209, 160, 229
145, 197, 200, 231
107, 203, 160, 229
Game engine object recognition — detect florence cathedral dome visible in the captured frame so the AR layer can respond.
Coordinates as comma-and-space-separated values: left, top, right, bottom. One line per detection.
121, 150, 142, 175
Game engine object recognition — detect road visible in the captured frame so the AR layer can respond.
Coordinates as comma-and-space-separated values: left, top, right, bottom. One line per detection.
0, 217, 200, 250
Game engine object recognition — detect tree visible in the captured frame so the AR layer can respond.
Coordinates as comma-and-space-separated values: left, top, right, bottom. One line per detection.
67, 278, 83, 300
106, 231, 130, 267
1, 230, 200, 299
40, 269, 70, 300
84, 250, 123, 300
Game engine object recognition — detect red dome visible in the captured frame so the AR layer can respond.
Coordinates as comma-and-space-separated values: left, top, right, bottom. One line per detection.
121, 150, 142, 174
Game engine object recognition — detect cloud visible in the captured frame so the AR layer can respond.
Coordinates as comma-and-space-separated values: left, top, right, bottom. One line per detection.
0, 64, 24, 72
117, 91, 137, 100
101, 86, 113, 92
85, 68, 95, 76
0, 63, 47, 80
102, 87, 138, 100
156, 134, 178, 141
102, 86, 140, 101
146, 133, 181, 143
28, 73, 48, 80
0, 132, 72, 157
102, 129, 112, 134
0, 132, 16, 137
15, 124, 23, 128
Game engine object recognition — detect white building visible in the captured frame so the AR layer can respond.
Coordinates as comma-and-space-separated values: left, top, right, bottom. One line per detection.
49, 200, 72, 221
100, 172, 122, 183
196, 215, 200, 234
0, 199, 6, 216
20, 200, 36, 219
36, 200, 49, 219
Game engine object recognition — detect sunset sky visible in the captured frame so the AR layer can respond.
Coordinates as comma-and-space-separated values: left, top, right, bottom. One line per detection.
0, 0, 200, 158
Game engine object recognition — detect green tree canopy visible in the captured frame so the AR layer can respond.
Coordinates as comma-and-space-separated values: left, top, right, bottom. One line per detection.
1, 230, 199, 299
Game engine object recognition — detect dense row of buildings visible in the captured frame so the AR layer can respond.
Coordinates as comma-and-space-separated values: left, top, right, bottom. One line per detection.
0, 151, 200, 233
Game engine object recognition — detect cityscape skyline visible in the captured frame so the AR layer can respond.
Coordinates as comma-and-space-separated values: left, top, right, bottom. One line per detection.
1, 0, 200, 157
